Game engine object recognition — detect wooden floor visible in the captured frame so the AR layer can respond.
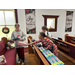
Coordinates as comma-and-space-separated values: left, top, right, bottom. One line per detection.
16, 49, 75, 65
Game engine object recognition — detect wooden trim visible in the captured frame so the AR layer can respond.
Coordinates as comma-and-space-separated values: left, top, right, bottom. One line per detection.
27, 36, 34, 54
65, 34, 69, 41
57, 39, 75, 47
71, 40, 75, 44
15, 9, 18, 23
66, 35, 75, 38
42, 15, 59, 32
28, 36, 32, 39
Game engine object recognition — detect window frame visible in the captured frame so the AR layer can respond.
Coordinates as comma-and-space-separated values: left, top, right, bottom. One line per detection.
42, 15, 59, 32
0, 9, 18, 26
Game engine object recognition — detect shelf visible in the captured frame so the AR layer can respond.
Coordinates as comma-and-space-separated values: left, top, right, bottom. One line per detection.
71, 40, 75, 44
56, 44, 70, 52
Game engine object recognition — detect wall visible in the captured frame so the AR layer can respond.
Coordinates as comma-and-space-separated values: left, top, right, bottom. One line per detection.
17, 9, 75, 42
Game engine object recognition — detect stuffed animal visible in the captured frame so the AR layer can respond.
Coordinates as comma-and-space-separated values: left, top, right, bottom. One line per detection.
5, 42, 14, 50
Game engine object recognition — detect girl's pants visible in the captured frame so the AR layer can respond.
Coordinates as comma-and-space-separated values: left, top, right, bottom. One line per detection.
16, 47, 24, 62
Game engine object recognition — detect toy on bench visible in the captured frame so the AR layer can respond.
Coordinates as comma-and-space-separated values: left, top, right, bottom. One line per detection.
38, 47, 64, 65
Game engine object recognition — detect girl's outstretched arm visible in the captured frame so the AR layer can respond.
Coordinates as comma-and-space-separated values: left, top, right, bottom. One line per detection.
27, 39, 41, 45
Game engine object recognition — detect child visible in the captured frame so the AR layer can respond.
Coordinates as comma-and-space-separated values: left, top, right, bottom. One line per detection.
42, 26, 53, 47
27, 32, 58, 57
42, 26, 52, 37
11, 23, 26, 65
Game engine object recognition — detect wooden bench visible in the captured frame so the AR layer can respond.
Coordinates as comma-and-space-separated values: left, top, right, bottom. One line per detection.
52, 37, 75, 59
28, 36, 50, 65
65, 34, 75, 44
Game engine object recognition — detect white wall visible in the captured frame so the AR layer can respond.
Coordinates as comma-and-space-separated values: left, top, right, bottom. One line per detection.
17, 9, 75, 42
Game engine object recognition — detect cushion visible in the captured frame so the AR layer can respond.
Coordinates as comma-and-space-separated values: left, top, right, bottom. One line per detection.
0, 40, 5, 48
4, 48, 16, 65
0, 40, 6, 54
0, 48, 6, 56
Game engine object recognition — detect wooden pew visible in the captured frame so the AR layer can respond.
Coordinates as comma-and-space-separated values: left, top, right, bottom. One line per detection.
28, 36, 50, 65
52, 37, 75, 59
65, 34, 75, 44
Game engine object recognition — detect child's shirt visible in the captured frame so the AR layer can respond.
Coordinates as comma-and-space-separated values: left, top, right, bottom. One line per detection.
45, 31, 52, 37
32, 37, 58, 56
11, 30, 26, 48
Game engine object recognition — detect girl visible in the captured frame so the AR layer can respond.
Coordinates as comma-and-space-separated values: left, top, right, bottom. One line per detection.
11, 23, 26, 65
42, 26, 52, 47
42, 26, 52, 37
27, 32, 58, 57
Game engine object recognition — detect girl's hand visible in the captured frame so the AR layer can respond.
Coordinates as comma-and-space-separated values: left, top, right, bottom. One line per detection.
19, 38, 22, 41
45, 48, 48, 50
27, 43, 31, 45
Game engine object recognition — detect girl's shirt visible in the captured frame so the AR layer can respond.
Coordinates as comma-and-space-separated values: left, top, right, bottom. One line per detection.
32, 37, 58, 57
11, 30, 26, 48
32, 37, 57, 50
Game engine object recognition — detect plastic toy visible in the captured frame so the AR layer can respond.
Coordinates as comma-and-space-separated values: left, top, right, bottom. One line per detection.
38, 47, 64, 65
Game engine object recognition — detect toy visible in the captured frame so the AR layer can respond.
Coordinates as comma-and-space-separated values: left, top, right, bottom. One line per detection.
38, 47, 65, 65
5, 42, 14, 50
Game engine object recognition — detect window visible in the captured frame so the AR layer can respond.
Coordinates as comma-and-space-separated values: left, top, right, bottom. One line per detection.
47, 18, 55, 29
42, 15, 59, 32
0, 9, 18, 40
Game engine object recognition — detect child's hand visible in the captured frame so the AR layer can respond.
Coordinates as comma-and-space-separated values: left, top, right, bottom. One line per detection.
45, 48, 48, 50
26, 43, 30, 45
19, 38, 22, 41
27, 43, 32, 45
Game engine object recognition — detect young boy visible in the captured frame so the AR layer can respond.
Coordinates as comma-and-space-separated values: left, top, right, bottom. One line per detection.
27, 32, 58, 57
11, 23, 26, 65
42, 26, 52, 37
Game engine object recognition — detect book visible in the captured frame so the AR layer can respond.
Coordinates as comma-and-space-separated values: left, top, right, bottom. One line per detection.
18, 41, 28, 47
0, 55, 6, 65
12, 37, 20, 40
